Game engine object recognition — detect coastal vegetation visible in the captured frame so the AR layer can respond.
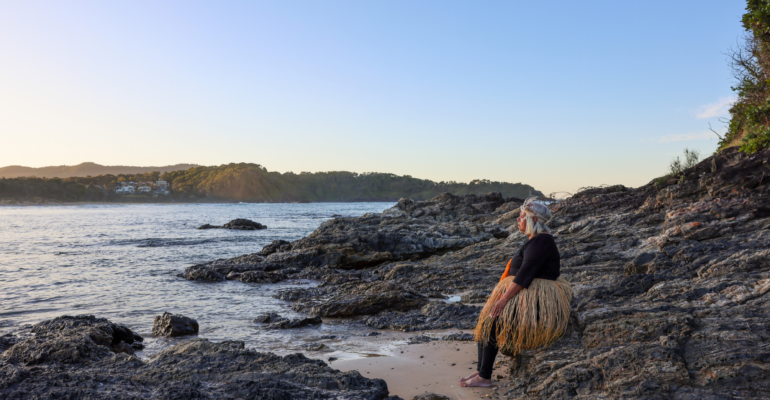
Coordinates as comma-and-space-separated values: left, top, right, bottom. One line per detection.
0, 163, 540, 203
719, 0, 770, 153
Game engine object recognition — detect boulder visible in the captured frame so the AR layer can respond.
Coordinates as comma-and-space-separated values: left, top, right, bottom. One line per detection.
197, 219, 267, 230
253, 314, 323, 329
152, 312, 199, 337
0, 316, 392, 399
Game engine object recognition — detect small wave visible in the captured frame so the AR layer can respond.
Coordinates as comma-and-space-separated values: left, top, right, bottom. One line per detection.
136, 238, 219, 247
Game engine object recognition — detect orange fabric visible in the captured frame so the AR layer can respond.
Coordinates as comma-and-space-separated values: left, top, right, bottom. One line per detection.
500, 258, 513, 282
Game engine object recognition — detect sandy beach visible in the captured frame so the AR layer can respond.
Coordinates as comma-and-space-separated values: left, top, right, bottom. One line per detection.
334, 335, 512, 400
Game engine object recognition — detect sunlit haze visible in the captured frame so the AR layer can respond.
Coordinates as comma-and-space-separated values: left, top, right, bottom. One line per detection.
0, 1, 746, 195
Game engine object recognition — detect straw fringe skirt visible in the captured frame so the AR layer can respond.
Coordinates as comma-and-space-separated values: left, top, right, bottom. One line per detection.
473, 276, 572, 356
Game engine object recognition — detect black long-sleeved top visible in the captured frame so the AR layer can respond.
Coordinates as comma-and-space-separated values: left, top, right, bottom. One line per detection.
509, 234, 560, 288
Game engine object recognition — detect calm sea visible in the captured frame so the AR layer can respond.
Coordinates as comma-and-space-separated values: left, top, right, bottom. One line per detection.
0, 203, 400, 358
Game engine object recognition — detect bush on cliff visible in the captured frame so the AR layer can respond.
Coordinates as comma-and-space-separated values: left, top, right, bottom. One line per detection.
719, 0, 770, 153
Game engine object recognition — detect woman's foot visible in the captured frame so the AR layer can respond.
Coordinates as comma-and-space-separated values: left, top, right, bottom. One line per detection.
459, 375, 492, 387
458, 371, 479, 382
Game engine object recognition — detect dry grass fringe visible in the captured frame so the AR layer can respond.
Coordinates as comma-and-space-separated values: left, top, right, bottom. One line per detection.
473, 276, 572, 356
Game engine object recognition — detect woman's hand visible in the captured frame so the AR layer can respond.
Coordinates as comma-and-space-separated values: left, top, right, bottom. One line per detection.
490, 297, 509, 318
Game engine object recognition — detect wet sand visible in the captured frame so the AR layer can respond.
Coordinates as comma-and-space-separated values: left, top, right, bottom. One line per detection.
333, 337, 512, 400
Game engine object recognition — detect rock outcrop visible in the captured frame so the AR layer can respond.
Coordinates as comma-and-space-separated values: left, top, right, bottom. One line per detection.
496, 147, 770, 399
252, 313, 323, 329
170, 147, 770, 398
0, 315, 394, 399
198, 218, 267, 230
152, 312, 199, 337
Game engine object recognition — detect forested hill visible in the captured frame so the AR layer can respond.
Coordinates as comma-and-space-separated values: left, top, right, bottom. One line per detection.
162, 164, 541, 202
0, 163, 541, 203
0, 162, 199, 179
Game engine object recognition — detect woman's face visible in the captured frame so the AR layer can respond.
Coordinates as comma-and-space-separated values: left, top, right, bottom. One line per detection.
517, 211, 537, 233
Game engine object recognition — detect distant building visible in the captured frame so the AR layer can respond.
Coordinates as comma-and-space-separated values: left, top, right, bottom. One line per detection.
116, 186, 135, 194
156, 181, 168, 189
138, 186, 152, 193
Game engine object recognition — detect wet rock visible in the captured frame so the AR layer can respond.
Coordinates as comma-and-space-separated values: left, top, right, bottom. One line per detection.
294, 281, 429, 317
258, 239, 292, 256
252, 312, 283, 323
198, 218, 267, 230
298, 342, 330, 352
362, 302, 481, 332
180, 254, 283, 282
407, 335, 436, 344
0, 316, 392, 399
223, 218, 267, 230
3, 315, 142, 365
442, 333, 474, 341
271, 317, 322, 329
460, 289, 488, 303
412, 394, 450, 400
253, 313, 322, 329
152, 312, 199, 337
0, 334, 17, 352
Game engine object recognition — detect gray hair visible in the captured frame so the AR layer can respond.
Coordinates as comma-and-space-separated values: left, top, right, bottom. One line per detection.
520, 197, 552, 236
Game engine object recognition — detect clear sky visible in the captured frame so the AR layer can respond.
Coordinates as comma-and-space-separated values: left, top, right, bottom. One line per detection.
0, 1, 747, 195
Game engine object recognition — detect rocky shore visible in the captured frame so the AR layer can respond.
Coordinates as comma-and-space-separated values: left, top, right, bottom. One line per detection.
176, 146, 770, 398
3, 146, 770, 399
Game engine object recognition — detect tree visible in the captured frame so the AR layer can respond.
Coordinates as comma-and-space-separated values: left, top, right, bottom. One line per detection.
720, 0, 770, 153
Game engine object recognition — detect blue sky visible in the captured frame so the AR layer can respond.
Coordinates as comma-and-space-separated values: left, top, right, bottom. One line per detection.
0, 1, 747, 194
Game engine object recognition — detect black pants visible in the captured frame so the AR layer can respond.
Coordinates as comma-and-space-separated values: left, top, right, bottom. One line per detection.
476, 319, 498, 380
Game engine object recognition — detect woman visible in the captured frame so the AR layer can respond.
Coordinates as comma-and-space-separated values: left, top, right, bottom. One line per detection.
460, 197, 572, 388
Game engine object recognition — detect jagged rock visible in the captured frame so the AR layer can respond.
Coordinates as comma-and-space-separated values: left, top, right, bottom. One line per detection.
252, 312, 283, 323
442, 333, 474, 341
362, 302, 481, 332
0, 317, 392, 399
407, 335, 435, 344
179, 254, 281, 282
0, 334, 17, 352
152, 312, 199, 337
2, 315, 142, 365
294, 281, 429, 317
259, 239, 292, 256
253, 314, 323, 329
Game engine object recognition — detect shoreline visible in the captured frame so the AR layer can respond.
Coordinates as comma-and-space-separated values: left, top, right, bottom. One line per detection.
333, 335, 511, 400
0, 200, 398, 207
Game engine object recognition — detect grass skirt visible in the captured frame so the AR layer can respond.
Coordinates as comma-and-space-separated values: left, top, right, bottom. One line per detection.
473, 276, 572, 356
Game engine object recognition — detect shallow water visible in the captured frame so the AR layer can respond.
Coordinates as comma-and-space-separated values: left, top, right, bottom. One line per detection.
0, 202, 419, 358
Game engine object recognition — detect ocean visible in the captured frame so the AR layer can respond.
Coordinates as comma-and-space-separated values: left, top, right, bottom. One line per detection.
0, 202, 401, 358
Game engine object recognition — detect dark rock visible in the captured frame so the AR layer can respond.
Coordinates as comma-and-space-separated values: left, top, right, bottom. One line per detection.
1, 316, 391, 399
197, 223, 217, 229
442, 333, 474, 341
0, 334, 17, 352
3, 315, 142, 365
198, 219, 267, 230
268, 316, 323, 330
460, 289, 488, 303
412, 394, 450, 400
362, 302, 481, 332
407, 335, 435, 344
252, 312, 283, 323
259, 239, 292, 256
222, 218, 267, 230
293, 281, 429, 317
152, 312, 199, 337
